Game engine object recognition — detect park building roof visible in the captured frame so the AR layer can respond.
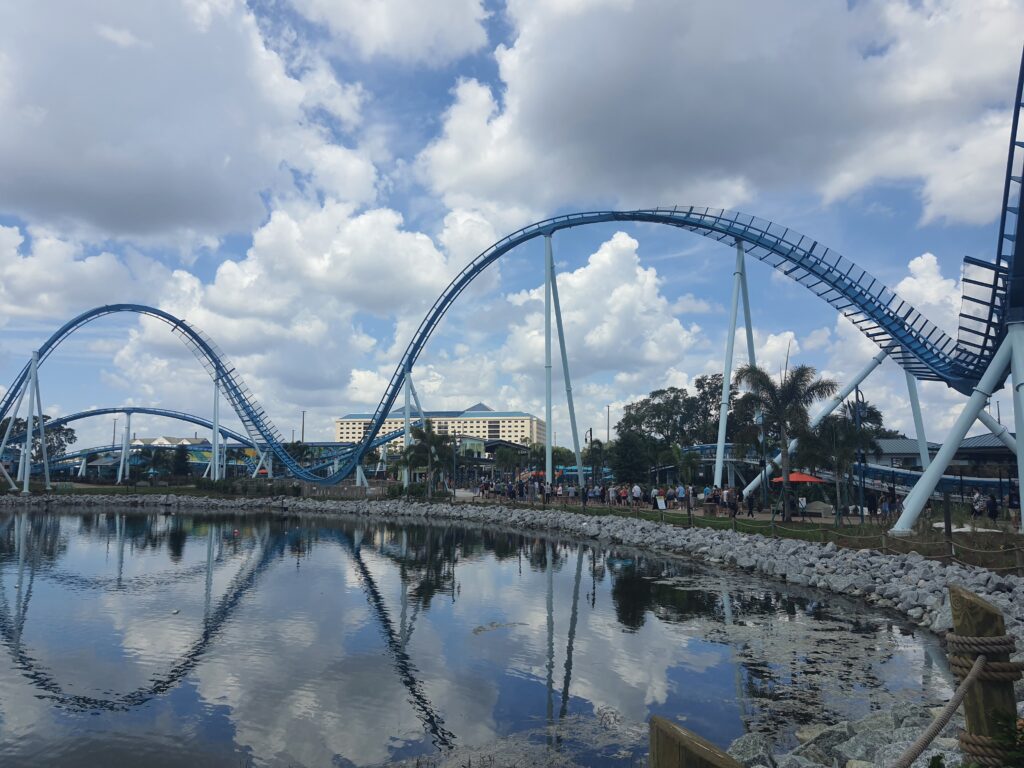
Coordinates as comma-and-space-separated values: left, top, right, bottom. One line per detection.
875, 438, 941, 456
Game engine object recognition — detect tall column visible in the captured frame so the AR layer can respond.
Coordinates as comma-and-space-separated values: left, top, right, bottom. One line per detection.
211, 376, 220, 482
714, 241, 745, 488
31, 352, 51, 491
548, 237, 585, 489
403, 364, 411, 488
744, 348, 888, 496
977, 409, 1017, 454
1010, 322, 1024, 534
892, 337, 1012, 533
544, 235, 553, 484
0, 376, 27, 491
22, 353, 38, 495
905, 370, 930, 469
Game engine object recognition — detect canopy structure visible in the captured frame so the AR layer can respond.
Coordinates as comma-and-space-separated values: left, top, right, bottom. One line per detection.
771, 472, 826, 484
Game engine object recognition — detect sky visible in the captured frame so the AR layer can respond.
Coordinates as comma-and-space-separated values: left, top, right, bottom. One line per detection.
0, 0, 1022, 452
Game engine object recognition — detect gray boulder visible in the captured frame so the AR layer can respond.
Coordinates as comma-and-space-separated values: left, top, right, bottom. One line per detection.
728, 732, 775, 767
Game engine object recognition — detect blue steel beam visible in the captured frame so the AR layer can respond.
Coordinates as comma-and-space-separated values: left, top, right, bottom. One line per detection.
339, 208, 997, 480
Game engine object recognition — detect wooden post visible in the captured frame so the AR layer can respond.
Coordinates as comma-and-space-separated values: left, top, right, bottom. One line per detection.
1015, 546, 1024, 579
820, 526, 826, 543
881, 533, 887, 555
943, 492, 954, 561
649, 716, 742, 768
948, 586, 1018, 747
731, 517, 737, 532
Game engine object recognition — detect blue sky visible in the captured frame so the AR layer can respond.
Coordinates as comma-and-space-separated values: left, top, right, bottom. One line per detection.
0, 0, 1022, 450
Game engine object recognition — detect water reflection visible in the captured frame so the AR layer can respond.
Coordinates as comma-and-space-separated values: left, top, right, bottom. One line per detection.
0, 511, 953, 767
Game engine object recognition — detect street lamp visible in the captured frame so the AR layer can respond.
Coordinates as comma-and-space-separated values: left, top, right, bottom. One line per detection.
301, 410, 306, 443
854, 387, 867, 525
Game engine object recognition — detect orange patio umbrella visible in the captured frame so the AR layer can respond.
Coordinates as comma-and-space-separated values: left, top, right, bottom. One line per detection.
771, 472, 826, 483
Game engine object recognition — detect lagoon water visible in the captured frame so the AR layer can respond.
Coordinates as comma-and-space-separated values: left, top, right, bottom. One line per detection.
0, 511, 952, 767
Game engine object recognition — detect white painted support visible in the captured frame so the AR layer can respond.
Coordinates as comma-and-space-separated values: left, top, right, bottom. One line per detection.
0, 378, 26, 491
31, 353, 51, 491
905, 370, 930, 470
739, 248, 762, 486
892, 337, 1012, 533
547, 238, 585, 490
251, 449, 265, 478
77, 455, 87, 478
116, 412, 131, 484
403, 364, 411, 488
356, 464, 368, 488
407, 374, 427, 421
744, 348, 888, 496
544, 235, 553, 484
22, 353, 38, 495
211, 376, 220, 482
977, 409, 1017, 455
1011, 322, 1024, 534
714, 241, 745, 488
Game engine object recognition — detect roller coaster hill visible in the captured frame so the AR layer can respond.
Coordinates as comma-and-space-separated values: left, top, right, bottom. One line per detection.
2, 49, 1024, 537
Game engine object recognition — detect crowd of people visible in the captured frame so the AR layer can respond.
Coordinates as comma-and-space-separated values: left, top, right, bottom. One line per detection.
476, 477, 1020, 528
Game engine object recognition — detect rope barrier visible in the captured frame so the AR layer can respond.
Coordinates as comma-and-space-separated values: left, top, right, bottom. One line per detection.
893, 632, 1024, 767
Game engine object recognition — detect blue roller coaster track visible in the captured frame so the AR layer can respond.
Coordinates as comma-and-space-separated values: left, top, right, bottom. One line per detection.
3, 51, 1021, 485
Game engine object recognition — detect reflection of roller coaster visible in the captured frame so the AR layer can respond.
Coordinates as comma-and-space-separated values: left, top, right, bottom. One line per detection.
0, 514, 453, 748
1, 53, 1022, 533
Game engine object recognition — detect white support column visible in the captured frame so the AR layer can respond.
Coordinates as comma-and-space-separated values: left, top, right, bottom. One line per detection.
744, 348, 888, 497
892, 337, 1012, 534
251, 450, 265, 479
739, 250, 757, 370
22, 355, 38, 495
905, 370, 930, 470
211, 376, 220, 482
31, 353, 51, 491
116, 412, 130, 484
1010, 322, 1024, 534
0, 378, 26, 491
544, 235, 553, 484
356, 464, 368, 488
124, 412, 131, 482
548, 238, 585, 490
977, 409, 1017, 455
77, 456, 87, 478
403, 364, 411, 488
714, 241, 745, 488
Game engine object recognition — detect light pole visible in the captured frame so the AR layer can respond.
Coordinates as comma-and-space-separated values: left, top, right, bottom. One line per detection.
855, 387, 866, 525
300, 410, 306, 443
112, 417, 118, 449
606, 405, 610, 443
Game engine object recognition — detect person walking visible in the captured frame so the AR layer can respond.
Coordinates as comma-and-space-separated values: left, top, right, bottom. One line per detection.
631, 482, 642, 509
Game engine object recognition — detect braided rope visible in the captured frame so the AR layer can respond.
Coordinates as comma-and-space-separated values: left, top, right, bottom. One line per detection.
959, 732, 1017, 766
892, 655, 986, 768
946, 633, 1017, 655
894, 629, 1024, 768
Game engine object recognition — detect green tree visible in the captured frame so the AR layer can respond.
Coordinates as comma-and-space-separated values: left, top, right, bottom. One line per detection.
494, 447, 520, 476
609, 430, 653, 485
172, 445, 190, 477
1, 415, 77, 460
734, 363, 838, 521
402, 420, 455, 499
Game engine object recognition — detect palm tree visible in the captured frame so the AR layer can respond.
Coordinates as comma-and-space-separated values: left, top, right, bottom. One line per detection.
402, 420, 455, 499
734, 363, 838, 521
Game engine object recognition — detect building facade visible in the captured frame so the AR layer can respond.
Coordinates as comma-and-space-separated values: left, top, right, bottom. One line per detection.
335, 402, 545, 450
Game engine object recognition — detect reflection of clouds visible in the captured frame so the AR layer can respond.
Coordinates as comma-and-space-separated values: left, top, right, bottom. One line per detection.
0, 517, 957, 766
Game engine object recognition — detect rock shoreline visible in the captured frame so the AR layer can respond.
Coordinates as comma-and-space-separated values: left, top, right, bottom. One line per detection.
4, 493, 1015, 767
